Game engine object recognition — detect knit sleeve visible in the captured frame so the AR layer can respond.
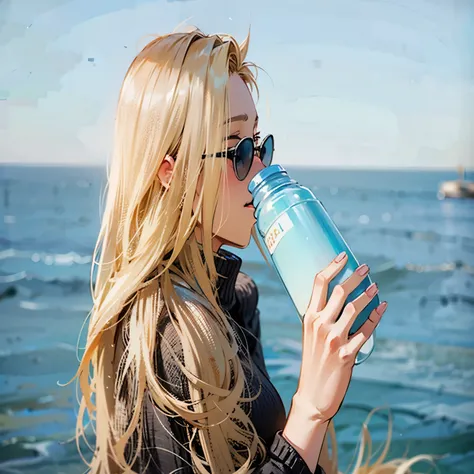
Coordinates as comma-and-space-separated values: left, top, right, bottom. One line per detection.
259, 431, 326, 474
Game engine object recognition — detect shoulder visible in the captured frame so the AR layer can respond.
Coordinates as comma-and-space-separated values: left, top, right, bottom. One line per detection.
155, 286, 210, 372
154, 283, 209, 398
154, 286, 224, 399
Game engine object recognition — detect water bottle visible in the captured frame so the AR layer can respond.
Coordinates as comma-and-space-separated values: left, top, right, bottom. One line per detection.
249, 165, 377, 364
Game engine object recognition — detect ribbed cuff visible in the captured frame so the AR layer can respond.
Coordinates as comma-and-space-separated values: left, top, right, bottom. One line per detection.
269, 431, 325, 474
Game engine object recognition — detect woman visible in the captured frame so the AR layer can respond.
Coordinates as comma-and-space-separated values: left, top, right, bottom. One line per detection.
74, 28, 408, 474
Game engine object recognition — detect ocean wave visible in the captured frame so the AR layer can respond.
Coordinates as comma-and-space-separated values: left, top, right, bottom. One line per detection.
245, 257, 473, 278
17, 300, 91, 312
266, 337, 474, 399
0, 342, 76, 359
1, 219, 473, 267
0, 273, 92, 308
307, 184, 441, 201
398, 400, 474, 426
0, 249, 91, 266
0, 271, 28, 284
339, 225, 474, 248
0, 237, 94, 255
0, 454, 46, 473
0, 273, 89, 292
0, 439, 68, 472
338, 401, 474, 436
1, 257, 472, 308
0, 343, 79, 376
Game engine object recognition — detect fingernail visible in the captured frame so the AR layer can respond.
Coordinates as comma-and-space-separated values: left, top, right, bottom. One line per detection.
357, 264, 369, 276
335, 251, 346, 263
366, 283, 378, 297
376, 301, 388, 315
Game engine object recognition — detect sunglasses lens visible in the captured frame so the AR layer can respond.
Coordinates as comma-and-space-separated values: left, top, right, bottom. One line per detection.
260, 135, 274, 167
234, 138, 254, 180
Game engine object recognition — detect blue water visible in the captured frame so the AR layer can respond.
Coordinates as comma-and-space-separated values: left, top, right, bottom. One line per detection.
0, 165, 473, 473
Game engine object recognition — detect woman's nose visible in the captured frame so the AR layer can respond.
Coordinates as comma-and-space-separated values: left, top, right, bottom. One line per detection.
254, 153, 265, 171
246, 155, 264, 185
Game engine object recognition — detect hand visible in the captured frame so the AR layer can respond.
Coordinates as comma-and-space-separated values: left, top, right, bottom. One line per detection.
292, 251, 387, 423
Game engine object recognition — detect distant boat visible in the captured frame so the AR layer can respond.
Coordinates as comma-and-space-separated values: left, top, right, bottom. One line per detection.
438, 166, 474, 199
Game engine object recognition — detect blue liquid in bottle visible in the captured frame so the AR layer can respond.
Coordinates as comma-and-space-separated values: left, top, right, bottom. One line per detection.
249, 164, 377, 364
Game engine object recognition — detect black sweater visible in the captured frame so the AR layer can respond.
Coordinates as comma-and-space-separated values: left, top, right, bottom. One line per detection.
131, 249, 324, 474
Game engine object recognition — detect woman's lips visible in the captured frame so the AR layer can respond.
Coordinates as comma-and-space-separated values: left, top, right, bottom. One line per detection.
244, 201, 254, 208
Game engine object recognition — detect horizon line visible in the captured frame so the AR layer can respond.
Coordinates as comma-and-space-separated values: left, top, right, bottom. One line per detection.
0, 161, 472, 173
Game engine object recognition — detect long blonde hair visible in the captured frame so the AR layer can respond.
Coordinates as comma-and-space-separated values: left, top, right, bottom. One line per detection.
74, 28, 264, 474
73, 28, 434, 474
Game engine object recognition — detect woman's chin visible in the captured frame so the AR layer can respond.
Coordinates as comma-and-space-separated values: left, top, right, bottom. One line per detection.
219, 234, 252, 250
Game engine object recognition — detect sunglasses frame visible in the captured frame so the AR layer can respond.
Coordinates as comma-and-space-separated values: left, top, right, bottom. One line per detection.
202, 134, 275, 181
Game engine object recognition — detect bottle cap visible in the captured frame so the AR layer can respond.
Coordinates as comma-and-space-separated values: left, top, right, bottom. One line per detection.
248, 164, 288, 195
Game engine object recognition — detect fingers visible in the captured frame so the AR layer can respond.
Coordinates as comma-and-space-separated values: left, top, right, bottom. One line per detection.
306, 252, 348, 315
345, 302, 387, 355
334, 282, 379, 334
322, 263, 371, 323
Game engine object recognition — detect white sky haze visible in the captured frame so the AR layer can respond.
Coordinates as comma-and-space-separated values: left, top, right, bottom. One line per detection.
0, 0, 473, 169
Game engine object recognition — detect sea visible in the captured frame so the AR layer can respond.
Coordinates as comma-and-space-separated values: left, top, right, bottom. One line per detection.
0, 164, 473, 474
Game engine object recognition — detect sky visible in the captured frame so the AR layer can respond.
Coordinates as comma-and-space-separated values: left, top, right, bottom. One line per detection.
0, 0, 473, 169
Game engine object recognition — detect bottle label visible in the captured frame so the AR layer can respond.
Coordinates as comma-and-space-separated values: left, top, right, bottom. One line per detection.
264, 213, 294, 254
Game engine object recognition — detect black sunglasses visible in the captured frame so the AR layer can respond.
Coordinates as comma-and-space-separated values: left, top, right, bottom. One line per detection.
202, 134, 275, 181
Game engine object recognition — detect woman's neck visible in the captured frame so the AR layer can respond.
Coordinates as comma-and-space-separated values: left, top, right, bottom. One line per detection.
194, 227, 226, 253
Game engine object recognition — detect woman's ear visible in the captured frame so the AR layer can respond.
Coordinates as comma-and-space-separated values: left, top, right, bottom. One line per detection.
157, 155, 176, 189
